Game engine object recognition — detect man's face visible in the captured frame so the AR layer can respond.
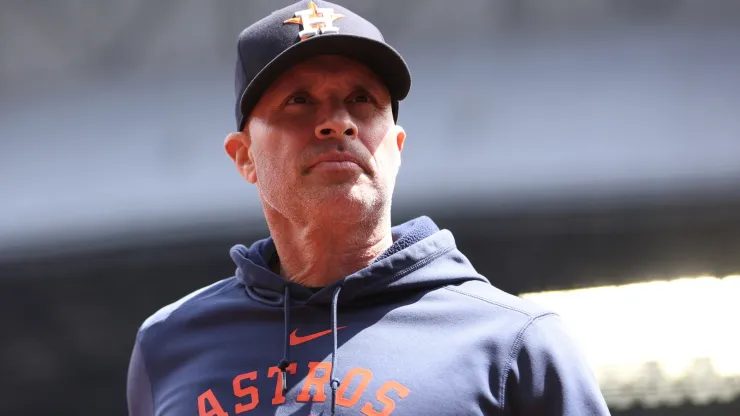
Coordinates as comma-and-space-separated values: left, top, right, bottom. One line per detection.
225, 55, 406, 222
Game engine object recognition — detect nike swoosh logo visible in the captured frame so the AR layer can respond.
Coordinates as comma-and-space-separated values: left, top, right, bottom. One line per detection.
290, 326, 347, 346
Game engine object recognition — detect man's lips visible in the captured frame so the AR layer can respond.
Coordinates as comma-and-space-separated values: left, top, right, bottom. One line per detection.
307, 153, 366, 171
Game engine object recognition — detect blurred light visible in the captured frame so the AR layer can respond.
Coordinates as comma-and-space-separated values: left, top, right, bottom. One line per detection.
521, 275, 740, 408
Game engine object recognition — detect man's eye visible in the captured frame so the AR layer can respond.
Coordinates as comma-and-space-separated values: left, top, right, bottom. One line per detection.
352, 94, 372, 103
287, 95, 310, 105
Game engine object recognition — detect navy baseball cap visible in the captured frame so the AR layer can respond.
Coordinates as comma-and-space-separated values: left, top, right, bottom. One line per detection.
234, 0, 411, 130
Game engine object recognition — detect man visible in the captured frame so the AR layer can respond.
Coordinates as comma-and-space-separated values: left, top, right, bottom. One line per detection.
126, 1, 611, 415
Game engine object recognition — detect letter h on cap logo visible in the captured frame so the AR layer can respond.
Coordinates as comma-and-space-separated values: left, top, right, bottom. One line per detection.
284, 0, 344, 40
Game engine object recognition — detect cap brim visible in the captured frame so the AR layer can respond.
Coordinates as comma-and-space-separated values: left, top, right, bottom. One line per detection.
238, 34, 411, 129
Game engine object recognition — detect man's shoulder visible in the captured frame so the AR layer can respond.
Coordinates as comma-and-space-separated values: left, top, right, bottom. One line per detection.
138, 276, 240, 335
442, 278, 556, 321
439, 279, 581, 358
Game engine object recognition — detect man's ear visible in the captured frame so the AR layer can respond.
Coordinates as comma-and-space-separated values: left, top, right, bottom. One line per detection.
395, 125, 406, 152
224, 131, 257, 183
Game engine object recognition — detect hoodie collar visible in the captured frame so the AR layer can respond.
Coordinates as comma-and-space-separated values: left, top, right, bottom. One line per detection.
230, 216, 486, 306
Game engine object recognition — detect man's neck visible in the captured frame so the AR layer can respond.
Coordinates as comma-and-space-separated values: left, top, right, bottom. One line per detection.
265, 211, 394, 287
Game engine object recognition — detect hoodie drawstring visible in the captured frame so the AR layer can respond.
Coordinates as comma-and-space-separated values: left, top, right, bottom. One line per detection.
329, 285, 343, 416
277, 286, 294, 395
275, 284, 343, 414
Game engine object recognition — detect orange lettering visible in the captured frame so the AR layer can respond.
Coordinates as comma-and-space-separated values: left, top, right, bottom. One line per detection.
233, 371, 259, 413
336, 368, 373, 407
296, 361, 332, 402
267, 363, 298, 405
198, 389, 229, 416
361, 381, 411, 416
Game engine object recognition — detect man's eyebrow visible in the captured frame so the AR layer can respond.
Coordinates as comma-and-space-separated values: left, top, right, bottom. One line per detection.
272, 75, 383, 97
272, 84, 311, 98
352, 81, 385, 93
286, 86, 312, 94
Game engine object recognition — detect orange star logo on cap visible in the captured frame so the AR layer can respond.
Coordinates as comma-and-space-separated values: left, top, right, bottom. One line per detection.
284, 1, 344, 41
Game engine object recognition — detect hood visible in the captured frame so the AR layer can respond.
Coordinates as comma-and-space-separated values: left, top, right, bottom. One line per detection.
229, 216, 487, 307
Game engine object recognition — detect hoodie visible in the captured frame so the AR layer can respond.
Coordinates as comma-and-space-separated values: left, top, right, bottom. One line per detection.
127, 216, 611, 415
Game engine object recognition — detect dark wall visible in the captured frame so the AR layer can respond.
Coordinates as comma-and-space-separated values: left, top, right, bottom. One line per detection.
438, 196, 740, 294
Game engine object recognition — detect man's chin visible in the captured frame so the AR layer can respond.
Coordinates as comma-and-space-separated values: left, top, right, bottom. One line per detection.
308, 186, 381, 211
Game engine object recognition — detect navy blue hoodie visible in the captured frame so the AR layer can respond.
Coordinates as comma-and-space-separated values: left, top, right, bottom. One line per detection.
127, 216, 610, 415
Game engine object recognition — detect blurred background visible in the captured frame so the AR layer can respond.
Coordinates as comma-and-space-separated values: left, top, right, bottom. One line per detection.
2, 0, 740, 414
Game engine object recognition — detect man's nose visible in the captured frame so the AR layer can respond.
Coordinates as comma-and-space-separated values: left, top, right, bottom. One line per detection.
315, 108, 358, 140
